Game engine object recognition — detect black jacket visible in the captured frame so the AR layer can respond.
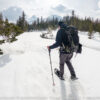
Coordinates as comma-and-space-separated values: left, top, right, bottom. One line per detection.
49, 26, 70, 53
49, 29, 63, 49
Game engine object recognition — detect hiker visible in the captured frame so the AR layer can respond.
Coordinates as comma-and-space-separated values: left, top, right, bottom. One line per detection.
47, 21, 79, 80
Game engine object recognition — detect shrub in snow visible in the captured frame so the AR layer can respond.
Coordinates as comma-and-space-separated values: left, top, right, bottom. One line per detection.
40, 27, 54, 39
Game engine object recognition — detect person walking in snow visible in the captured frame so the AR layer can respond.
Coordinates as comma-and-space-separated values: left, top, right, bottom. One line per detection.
47, 21, 78, 80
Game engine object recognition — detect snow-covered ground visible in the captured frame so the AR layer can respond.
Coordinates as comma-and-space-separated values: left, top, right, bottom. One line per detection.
0, 30, 100, 100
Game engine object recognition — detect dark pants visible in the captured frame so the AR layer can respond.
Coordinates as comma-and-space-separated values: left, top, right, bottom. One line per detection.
59, 53, 76, 77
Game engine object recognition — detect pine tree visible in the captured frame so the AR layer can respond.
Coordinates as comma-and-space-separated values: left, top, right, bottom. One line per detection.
0, 13, 4, 36
88, 23, 93, 39
0, 13, 3, 21
17, 11, 28, 31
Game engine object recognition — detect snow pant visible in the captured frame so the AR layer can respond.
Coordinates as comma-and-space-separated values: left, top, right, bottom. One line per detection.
59, 53, 76, 77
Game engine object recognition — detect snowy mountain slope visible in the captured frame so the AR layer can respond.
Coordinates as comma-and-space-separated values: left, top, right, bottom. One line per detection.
0, 31, 100, 100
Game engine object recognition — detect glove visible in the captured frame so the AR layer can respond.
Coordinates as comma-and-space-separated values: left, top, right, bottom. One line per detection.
47, 46, 51, 52
77, 43, 82, 53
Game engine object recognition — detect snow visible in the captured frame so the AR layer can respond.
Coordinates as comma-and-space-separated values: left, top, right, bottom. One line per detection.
0, 30, 100, 100
0, 36, 3, 40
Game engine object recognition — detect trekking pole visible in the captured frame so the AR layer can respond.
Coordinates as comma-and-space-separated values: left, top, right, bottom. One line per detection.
75, 53, 77, 58
48, 50, 55, 86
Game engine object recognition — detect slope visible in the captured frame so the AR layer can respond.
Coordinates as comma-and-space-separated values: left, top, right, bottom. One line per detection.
0, 31, 100, 100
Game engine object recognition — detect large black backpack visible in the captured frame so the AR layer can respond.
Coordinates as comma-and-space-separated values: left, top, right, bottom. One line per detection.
61, 26, 82, 53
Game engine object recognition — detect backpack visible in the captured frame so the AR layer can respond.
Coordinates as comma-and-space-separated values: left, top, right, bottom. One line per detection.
61, 26, 82, 53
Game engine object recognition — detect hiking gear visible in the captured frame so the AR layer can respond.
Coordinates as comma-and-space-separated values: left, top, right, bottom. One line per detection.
77, 43, 82, 53
49, 24, 82, 54
49, 25, 67, 51
58, 21, 64, 27
47, 46, 51, 52
48, 49, 55, 86
58, 21, 64, 26
54, 68, 65, 80
61, 26, 80, 53
71, 76, 78, 80
60, 53, 76, 77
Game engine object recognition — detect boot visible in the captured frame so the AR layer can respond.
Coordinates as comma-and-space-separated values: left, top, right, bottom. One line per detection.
71, 75, 78, 80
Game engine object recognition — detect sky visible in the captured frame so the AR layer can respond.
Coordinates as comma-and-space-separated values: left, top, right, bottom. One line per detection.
0, 0, 100, 19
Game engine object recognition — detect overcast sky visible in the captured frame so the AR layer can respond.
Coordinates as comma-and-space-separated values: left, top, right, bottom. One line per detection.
0, 0, 100, 19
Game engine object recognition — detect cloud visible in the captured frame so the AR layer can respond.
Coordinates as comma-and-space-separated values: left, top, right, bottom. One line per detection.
0, 0, 100, 20
52, 4, 66, 12
98, 0, 100, 8
0, 0, 62, 18
51, 4, 72, 16
2, 7, 23, 22
0, 0, 19, 11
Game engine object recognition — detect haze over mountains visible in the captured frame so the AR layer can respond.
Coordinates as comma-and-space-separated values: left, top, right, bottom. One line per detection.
2, 6, 63, 24
2, 7, 23, 22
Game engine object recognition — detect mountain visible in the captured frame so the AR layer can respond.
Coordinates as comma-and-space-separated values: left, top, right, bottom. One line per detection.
2, 7, 23, 22
27, 15, 37, 24
27, 15, 62, 24
2, 7, 62, 24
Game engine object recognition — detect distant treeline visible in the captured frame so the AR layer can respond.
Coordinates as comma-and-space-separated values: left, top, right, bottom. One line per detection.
28, 11, 100, 38
0, 10, 100, 43
28, 11, 100, 34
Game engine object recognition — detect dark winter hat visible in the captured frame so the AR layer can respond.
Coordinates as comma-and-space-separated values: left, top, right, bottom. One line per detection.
58, 21, 64, 27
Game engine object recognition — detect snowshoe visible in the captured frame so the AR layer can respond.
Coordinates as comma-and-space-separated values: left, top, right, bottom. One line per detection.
71, 76, 78, 81
54, 68, 65, 80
